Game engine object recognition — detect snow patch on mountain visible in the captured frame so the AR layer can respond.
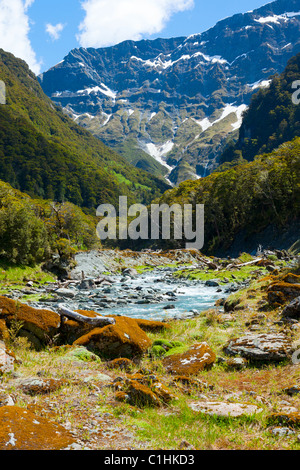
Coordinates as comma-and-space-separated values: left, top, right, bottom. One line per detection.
77, 84, 117, 100
130, 51, 228, 71
247, 79, 272, 90
255, 11, 300, 24
196, 117, 212, 132
194, 104, 248, 133
231, 104, 248, 131
101, 113, 112, 126
139, 140, 174, 171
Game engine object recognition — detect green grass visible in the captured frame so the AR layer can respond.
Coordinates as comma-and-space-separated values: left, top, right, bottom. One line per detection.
0, 261, 56, 298
173, 265, 267, 284
0, 262, 55, 283
112, 396, 274, 450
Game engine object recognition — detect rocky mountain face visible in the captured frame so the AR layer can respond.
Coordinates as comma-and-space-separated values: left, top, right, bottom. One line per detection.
39, 0, 300, 185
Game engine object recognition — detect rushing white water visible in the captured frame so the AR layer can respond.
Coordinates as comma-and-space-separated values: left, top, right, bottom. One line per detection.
91, 270, 226, 321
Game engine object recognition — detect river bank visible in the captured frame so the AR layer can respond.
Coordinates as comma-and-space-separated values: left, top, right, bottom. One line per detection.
0, 247, 300, 450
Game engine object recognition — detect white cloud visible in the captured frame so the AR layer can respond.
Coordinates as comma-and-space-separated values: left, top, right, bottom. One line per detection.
0, 0, 41, 74
46, 23, 65, 41
77, 0, 194, 48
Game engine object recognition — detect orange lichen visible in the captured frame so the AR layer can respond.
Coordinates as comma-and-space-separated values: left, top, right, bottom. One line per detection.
76, 309, 101, 318
162, 342, 216, 376
60, 309, 109, 344
115, 374, 176, 407
279, 273, 300, 284
0, 319, 9, 343
0, 406, 74, 450
135, 318, 171, 332
74, 316, 152, 359
151, 382, 176, 404
115, 391, 129, 402
126, 380, 161, 407
171, 375, 209, 390
267, 411, 300, 427
106, 357, 135, 372
0, 296, 60, 340
19, 377, 67, 395
267, 282, 300, 305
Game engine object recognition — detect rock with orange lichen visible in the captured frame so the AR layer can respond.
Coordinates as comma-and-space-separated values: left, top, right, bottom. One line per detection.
106, 357, 135, 372
0, 406, 75, 450
125, 380, 161, 407
135, 318, 171, 333
74, 316, 152, 359
0, 296, 60, 346
162, 343, 216, 376
267, 411, 300, 427
281, 273, 300, 284
170, 375, 211, 391
113, 371, 176, 407
267, 273, 300, 305
16, 376, 66, 396
0, 319, 9, 343
0, 341, 16, 375
60, 309, 101, 344
281, 297, 300, 319
115, 391, 130, 403
151, 382, 176, 404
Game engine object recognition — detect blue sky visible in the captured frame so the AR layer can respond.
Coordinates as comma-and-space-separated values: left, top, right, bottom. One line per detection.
0, 0, 270, 74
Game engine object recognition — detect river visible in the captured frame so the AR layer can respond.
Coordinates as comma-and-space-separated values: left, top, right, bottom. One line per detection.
49, 267, 230, 322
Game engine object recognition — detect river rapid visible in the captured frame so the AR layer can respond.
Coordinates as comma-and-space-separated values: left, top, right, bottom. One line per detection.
44, 266, 236, 322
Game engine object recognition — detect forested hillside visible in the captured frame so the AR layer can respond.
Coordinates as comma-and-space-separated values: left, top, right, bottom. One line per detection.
0, 50, 170, 211
220, 52, 300, 165
0, 179, 99, 265
158, 138, 300, 254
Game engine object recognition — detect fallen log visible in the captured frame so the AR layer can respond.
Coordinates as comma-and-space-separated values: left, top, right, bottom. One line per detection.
226, 258, 263, 270
57, 305, 116, 327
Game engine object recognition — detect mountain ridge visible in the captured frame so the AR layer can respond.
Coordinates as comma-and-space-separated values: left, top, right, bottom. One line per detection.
0, 49, 170, 210
39, 0, 300, 184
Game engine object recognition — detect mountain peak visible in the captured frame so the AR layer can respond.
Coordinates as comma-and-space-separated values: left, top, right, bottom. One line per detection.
39, 0, 300, 185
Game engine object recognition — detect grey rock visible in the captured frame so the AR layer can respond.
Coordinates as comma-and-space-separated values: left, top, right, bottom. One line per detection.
270, 427, 295, 437
224, 332, 293, 362
205, 280, 219, 287
282, 296, 300, 319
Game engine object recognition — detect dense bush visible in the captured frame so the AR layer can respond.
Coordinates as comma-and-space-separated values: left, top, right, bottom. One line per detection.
159, 138, 300, 253
220, 53, 300, 165
0, 180, 99, 265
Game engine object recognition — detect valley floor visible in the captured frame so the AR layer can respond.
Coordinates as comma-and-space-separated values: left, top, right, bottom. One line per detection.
0, 248, 300, 451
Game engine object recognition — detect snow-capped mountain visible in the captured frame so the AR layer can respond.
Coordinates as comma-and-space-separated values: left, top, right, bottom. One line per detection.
39, 0, 300, 185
